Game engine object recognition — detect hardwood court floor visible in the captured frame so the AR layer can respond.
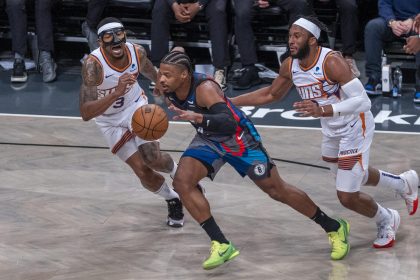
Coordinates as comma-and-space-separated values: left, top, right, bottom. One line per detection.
0, 115, 419, 280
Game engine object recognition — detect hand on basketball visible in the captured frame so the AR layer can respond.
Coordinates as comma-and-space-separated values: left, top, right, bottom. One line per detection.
169, 104, 203, 123
116, 73, 137, 96
293, 100, 321, 117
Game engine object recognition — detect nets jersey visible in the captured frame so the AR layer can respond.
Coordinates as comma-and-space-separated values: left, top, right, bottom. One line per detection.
90, 42, 147, 123
291, 47, 364, 137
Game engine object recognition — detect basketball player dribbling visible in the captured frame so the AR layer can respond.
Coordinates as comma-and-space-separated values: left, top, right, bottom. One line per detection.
231, 16, 419, 249
156, 49, 351, 270
79, 17, 185, 227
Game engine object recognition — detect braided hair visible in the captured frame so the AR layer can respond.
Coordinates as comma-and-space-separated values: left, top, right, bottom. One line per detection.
160, 51, 193, 74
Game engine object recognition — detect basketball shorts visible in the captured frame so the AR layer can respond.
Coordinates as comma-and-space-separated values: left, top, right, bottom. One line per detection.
182, 134, 275, 181
321, 112, 375, 193
95, 96, 153, 162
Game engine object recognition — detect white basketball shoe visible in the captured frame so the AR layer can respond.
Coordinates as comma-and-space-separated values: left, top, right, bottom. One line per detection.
398, 170, 419, 215
373, 209, 400, 248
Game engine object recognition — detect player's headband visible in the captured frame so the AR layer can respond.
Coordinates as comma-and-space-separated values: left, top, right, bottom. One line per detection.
293, 18, 321, 39
98, 22, 124, 35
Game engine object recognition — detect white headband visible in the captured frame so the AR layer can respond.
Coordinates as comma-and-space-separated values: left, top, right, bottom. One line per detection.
97, 22, 124, 35
293, 18, 321, 39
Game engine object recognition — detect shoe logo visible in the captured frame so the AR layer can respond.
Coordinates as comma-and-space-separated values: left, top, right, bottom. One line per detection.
218, 247, 230, 257
187, 100, 194, 105
105, 74, 114, 78
237, 131, 244, 140
350, 120, 358, 127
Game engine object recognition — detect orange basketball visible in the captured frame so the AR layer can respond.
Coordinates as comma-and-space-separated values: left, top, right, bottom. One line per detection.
131, 104, 169, 141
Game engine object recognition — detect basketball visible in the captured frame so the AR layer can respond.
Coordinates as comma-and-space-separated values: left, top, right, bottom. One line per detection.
131, 104, 169, 141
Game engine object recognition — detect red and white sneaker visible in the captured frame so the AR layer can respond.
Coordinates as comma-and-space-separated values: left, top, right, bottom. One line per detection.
398, 170, 419, 215
373, 209, 400, 248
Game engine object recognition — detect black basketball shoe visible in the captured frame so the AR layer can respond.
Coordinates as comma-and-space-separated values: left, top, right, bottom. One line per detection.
166, 198, 184, 227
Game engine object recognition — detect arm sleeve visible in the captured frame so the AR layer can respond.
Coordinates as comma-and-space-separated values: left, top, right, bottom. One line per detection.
378, 0, 395, 22
331, 78, 372, 117
201, 102, 237, 134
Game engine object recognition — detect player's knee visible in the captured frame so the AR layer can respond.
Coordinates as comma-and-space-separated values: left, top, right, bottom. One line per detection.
139, 149, 160, 166
263, 183, 288, 203
171, 176, 190, 194
337, 191, 356, 209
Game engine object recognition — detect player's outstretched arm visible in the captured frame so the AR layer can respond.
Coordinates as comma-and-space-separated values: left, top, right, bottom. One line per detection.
169, 80, 237, 134
79, 56, 136, 121
136, 44, 158, 83
230, 57, 294, 107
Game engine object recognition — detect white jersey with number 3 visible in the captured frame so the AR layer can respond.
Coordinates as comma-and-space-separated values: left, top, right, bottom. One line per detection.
290, 47, 365, 137
90, 42, 148, 124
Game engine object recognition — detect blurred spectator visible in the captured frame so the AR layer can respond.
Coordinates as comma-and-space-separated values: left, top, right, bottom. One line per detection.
81, 0, 108, 52
233, 0, 312, 90
403, 13, 420, 103
151, 0, 230, 90
6, 0, 56, 83
364, 0, 420, 97
310, 0, 360, 77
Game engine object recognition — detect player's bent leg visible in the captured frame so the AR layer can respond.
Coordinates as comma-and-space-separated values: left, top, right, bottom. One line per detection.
138, 141, 175, 173
126, 152, 184, 227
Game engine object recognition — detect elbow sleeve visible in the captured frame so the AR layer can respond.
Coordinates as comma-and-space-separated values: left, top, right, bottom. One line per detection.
332, 78, 371, 117
201, 102, 237, 134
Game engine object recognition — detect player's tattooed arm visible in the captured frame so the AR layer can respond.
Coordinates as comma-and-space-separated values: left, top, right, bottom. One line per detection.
136, 44, 158, 83
80, 56, 128, 121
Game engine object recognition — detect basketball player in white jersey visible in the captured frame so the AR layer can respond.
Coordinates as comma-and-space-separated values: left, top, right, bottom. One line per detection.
79, 17, 185, 227
231, 16, 419, 249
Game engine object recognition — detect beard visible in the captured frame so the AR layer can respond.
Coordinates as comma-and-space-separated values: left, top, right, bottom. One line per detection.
291, 41, 310, 59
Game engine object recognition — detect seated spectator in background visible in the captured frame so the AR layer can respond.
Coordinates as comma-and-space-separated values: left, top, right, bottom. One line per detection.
364, 0, 420, 98
233, 0, 312, 90
81, 0, 108, 52
403, 13, 420, 103
309, 0, 360, 77
6, 0, 56, 83
151, 0, 230, 90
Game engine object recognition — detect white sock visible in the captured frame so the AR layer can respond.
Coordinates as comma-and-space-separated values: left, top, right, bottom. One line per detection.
154, 181, 179, 200
170, 160, 178, 178
377, 170, 406, 192
374, 203, 391, 225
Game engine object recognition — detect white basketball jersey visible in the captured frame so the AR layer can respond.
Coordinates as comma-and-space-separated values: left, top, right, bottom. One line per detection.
291, 47, 360, 137
90, 42, 147, 123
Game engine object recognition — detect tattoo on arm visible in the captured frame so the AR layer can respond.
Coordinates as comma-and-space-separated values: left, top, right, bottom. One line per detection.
80, 57, 101, 106
137, 45, 157, 83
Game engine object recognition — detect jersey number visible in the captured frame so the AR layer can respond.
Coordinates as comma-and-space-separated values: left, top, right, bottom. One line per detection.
113, 97, 125, 108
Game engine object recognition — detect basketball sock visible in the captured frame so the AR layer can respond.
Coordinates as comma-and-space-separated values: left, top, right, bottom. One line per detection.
374, 203, 391, 225
170, 160, 178, 178
200, 216, 229, 244
154, 181, 179, 200
311, 207, 340, 233
377, 170, 406, 192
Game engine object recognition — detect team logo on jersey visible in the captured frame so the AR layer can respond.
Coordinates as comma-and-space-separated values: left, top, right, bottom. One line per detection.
254, 164, 266, 176
296, 82, 323, 100
97, 83, 134, 99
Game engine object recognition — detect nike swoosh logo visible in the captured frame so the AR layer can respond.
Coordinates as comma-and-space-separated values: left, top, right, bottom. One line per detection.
350, 120, 358, 127
237, 131, 244, 140
187, 100, 194, 104
105, 74, 114, 78
218, 247, 230, 257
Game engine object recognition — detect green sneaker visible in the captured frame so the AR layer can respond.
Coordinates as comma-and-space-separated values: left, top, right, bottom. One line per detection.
328, 219, 350, 260
202, 241, 240, 270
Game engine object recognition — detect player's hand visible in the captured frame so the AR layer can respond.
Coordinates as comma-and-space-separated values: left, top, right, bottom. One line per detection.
172, 3, 191, 23
293, 100, 322, 117
116, 73, 137, 96
169, 104, 203, 123
403, 36, 420, 54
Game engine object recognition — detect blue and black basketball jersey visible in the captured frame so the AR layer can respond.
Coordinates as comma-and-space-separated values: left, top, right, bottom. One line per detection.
166, 72, 262, 156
